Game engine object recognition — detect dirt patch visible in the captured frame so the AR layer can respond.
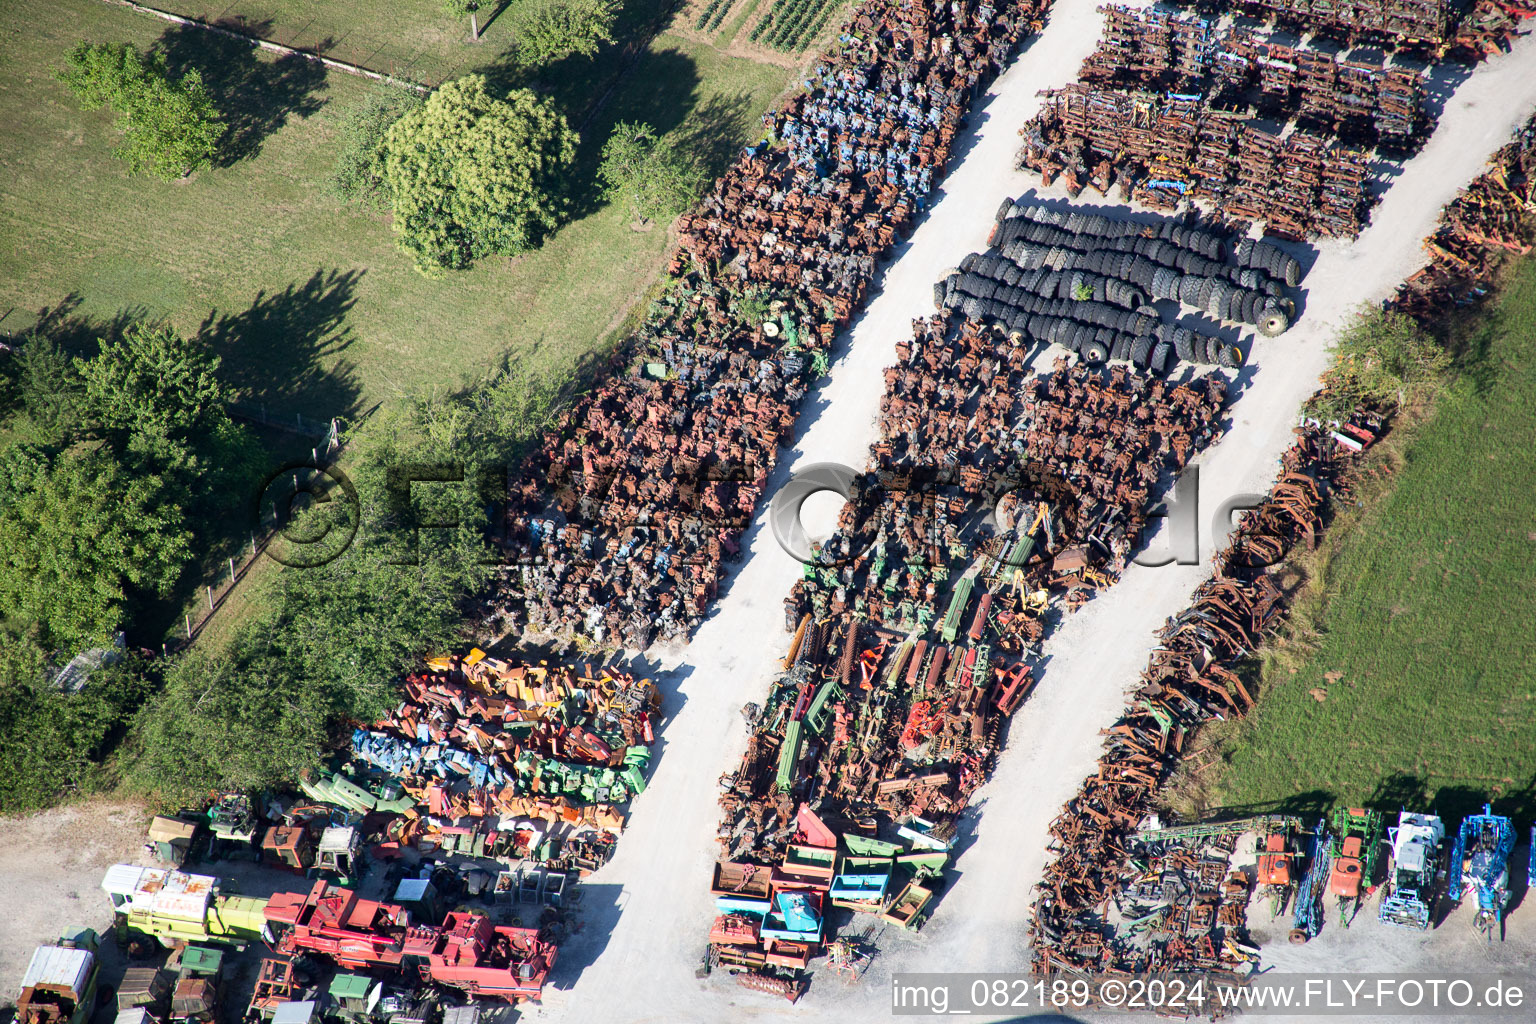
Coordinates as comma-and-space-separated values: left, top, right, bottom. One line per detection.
0, 800, 149, 996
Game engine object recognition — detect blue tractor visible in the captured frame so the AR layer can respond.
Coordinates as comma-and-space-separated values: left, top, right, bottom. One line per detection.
1446, 804, 1515, 941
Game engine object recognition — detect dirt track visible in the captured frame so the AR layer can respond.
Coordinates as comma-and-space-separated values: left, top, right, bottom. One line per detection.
5, 4, 1536, 1022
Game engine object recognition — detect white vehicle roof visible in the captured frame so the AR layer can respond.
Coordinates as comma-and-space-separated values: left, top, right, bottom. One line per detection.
21, 945, 94, 998
272, 1001, 318, 1024
318, 826, 357, 853
102, 864, 217, 919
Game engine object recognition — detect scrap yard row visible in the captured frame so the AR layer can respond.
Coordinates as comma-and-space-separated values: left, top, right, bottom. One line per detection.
11, 0, 1536, 1017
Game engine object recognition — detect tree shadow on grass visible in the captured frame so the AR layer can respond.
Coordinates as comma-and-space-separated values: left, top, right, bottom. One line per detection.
196, 268, 365, 420
25, 293, 154, 357
153, 22, 328, 166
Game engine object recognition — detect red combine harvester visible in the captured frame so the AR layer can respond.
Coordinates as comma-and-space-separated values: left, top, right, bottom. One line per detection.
402, 912, 555, 1001
263, 883, 556, 1002
264, 882, 412, 969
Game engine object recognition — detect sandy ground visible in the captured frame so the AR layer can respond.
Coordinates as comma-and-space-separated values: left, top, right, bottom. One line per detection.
0, 801, 148, 990
5, 4, 1535, 1022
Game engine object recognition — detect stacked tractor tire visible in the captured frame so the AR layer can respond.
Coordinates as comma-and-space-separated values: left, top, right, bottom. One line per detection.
936, 199, 1303, 372
496, 0, 1051, 649
1030, 118, 1536, 979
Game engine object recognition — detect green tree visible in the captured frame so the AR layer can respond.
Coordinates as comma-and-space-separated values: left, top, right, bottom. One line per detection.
442, 0, 485, 40
12, 333, 88, 442
0, 635, 156, 814
381, 75, 578, 270
0, 446, 190, 651
56, 42, 222, 180
511, 0, 619, 67
330, 89, 424, 205
77, 323, 224, 469
1309, 307, 1451, 419
598, 120, 707, 227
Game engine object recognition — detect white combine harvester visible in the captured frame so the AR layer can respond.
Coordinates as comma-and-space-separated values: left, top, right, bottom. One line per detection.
1378, 811, 1446, 929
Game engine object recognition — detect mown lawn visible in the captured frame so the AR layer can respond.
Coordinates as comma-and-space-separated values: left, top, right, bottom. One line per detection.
0, 0, 790, 423
1198, 259, 1536, 824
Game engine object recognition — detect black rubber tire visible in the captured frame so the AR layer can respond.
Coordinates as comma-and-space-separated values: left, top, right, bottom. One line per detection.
1131, 335, 1153, 366
1151, 340, 1171, 374
1258, 309, 1289, 337
1082, 338, 1109, 363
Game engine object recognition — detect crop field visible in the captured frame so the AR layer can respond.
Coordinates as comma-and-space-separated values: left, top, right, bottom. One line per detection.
0, 0, 791, 422
747, 0, 842, 51
1192, 258, 1536, 824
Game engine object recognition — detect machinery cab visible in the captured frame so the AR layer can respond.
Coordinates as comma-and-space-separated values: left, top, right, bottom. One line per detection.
166, 945, 224, 1024
16, 929, 99, 1024
316, 826, 365, 885
262, 825, 317, 872
1379, 810, 1446, 929
146, 816, 203, 867
1256, 831, 1293, 887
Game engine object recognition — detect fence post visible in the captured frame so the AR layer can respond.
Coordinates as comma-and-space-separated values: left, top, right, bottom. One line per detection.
207, 586, 214, 612
185, 613, 192, 638
230, 557, 237, 583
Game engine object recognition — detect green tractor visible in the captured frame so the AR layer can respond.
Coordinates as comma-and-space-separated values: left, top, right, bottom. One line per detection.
1327, 807, 1384, 927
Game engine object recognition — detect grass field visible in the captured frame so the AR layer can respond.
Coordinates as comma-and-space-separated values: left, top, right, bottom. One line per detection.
0, 0, 791, 423
1188, 258, 1536, 824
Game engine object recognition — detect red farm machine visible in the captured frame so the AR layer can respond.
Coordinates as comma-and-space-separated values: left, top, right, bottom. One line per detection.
263, 881, 556, 1002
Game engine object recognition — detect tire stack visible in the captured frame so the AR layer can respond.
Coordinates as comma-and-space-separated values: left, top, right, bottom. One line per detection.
935, 201, 1307, 372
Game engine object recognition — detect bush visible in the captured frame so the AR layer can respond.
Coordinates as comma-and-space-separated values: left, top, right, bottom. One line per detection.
0, 635, 156, 814
1308, 306, 1451, 419
55, 41, 222, 180
330, 89, 423, 206
381, 75, 579, 271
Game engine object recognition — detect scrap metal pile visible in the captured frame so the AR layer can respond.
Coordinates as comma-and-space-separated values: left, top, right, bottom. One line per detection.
1031, 120, 1536, 980
1391, 114, 1536, 320
1019, 83, 1373, 237
1010, 3, 1473, 236
708, 236, 1241, 980
347, 652, 659, 841
1082, 7, 1427, 143
1212, 0, 1455, 47
936, 200, 1304, 373
1031, 425, 1350, 975
496, 0, 1049, 649
1451, 0, 1536, 59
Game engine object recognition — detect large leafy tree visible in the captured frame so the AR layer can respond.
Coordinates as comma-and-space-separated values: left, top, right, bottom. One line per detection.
77, 323, 224, 469
381, 75, 578, 270
598, 120, 707, 227
56, 42, 222, 180
511, 0, 619, 66
0, 445, 190, 651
